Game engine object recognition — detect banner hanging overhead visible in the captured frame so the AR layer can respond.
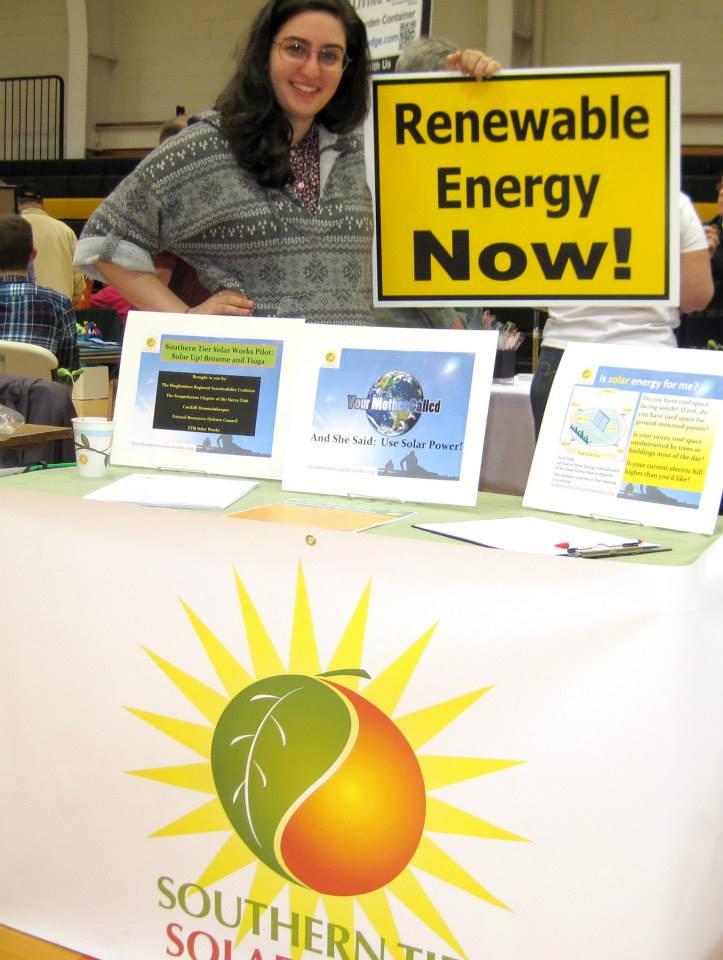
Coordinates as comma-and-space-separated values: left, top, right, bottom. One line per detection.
351, 0, 432, 73
366, 65, 680, 306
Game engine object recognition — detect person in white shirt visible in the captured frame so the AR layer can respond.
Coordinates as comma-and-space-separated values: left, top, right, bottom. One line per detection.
530, 192, 714, 436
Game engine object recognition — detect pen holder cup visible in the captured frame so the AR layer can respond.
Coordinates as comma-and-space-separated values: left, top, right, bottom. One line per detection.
493, 349, 516, 384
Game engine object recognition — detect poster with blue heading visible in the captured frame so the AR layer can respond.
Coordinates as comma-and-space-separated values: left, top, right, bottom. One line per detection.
282, 325, 497, 505
523, 342, 723, 533
111, 313, 305, 479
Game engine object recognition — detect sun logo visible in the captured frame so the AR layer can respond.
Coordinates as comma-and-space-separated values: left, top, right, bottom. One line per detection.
146, 336, 157, 348
128, 566, 527, 959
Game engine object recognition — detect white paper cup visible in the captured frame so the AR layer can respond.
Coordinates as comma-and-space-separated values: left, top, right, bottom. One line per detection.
72, 417, 115, 478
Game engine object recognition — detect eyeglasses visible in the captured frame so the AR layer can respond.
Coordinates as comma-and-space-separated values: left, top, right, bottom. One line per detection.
272, 38, 350, 72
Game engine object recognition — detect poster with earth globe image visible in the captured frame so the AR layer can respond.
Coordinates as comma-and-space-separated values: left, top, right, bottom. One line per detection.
282, 326, 498, 505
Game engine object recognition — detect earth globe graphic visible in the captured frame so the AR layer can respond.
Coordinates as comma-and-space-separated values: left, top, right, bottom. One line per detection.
366, 371, 424, 436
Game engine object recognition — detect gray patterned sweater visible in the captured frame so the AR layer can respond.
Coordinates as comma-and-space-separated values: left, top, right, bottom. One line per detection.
75, 112, 374, 325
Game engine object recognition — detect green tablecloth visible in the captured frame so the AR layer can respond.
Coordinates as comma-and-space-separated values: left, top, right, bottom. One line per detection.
2, 464, 720, 566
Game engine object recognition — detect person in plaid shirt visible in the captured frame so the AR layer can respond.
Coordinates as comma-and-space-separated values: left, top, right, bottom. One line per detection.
0, 215, 79, 371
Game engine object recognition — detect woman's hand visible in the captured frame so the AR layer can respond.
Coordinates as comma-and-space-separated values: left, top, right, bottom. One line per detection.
446, 49, 501, 81
188, 289, 254, 316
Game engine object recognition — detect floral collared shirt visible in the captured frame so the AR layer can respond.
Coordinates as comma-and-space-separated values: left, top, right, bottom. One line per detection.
289, 125, 321, 211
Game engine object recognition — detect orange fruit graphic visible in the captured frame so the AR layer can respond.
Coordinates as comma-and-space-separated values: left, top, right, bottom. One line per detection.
280, 683, 426, 895
211, 675, 426, 896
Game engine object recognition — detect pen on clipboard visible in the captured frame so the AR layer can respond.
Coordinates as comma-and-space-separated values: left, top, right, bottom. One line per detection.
561, 541, 671, 559
555, 539, 641, 550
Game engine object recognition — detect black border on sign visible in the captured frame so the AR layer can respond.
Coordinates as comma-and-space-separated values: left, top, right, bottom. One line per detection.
372, 69, 672, 304
420, 0, 431, 36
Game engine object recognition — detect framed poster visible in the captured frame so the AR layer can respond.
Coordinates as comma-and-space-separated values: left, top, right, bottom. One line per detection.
366, 64, 679, 306
111, 313, 305, 479
282, 325, 497, 505
523, 343, 723, 534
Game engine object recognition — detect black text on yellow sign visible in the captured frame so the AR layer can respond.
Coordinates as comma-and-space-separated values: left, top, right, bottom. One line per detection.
370, 68, 676, 304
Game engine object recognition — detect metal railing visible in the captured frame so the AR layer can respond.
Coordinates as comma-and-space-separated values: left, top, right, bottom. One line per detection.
0, 75, 64, 161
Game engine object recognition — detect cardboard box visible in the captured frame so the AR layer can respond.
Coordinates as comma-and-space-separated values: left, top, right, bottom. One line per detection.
72, 366, 109, 401
73, 397, 112, 418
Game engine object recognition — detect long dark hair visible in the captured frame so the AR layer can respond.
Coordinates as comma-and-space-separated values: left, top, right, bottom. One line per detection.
215, 0, 370, 188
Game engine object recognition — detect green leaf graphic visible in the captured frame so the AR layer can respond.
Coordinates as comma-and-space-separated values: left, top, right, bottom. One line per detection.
318, 668, 371, 680
211, 674, 353, 883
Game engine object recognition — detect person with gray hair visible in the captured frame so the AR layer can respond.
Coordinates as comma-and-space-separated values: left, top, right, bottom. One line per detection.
395, 36, 458, 73
374, 36, 489, 330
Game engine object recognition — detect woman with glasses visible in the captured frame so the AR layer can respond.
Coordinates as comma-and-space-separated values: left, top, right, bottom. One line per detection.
75, 0, 498, 325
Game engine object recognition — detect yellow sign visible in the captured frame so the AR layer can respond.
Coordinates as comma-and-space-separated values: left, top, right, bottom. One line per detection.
368, 66, 679, 305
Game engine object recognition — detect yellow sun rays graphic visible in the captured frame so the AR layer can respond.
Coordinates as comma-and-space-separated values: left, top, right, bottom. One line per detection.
127, 565, 527, 960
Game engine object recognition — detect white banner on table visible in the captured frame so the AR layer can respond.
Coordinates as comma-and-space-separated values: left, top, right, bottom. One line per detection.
523, 342, 723, 533
1, 491, 722, 960
281, 325, 497, 505
112, 313, 305, 479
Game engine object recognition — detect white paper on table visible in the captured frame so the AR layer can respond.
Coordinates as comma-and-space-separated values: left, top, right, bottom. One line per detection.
413, 516, 658, 556
84, 473, 258, 510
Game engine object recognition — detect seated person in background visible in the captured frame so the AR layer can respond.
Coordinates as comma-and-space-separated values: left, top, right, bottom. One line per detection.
89, 260, 175, 329
16, 182, 87, 305
0, 215, 79, 371
88, 280, 133, 328
529, 192, 713, 437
